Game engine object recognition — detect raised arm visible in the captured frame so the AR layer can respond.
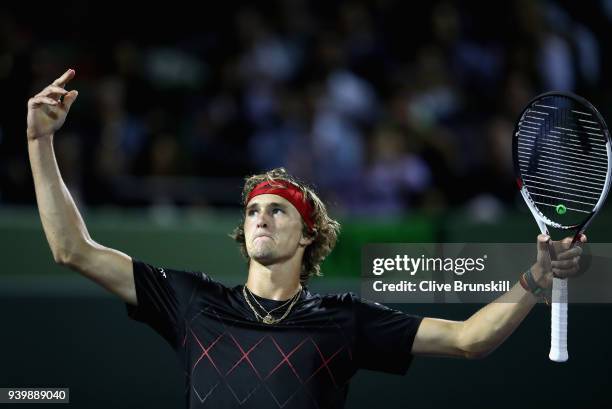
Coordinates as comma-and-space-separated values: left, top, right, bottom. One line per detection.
411, 235, 584, 358
27, 69, 136, 305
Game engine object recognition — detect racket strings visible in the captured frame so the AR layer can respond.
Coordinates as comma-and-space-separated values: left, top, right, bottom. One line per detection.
516, 96, 610, 225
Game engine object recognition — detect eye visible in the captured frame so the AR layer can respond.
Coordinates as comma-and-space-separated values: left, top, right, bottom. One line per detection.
247, 209, 258, 216
272, 208, 284, 215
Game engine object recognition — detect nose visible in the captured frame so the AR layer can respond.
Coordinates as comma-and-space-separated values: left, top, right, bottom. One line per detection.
256, 211, 269, 229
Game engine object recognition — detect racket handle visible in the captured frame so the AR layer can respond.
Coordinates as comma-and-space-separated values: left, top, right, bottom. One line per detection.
549, 277, 568, 362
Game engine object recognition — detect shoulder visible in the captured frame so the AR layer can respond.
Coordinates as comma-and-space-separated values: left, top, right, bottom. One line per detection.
316, 291, 384, 307
132, 259, 226, 292
133, 259, 206, 280
307, 291, 358, 308
305, 290, 403, 314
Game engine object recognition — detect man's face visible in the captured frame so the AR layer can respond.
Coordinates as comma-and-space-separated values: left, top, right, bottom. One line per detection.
244, 194, 307, 265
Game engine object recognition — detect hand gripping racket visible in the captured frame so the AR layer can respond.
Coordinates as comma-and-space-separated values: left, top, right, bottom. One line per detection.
513, 92, 612, 362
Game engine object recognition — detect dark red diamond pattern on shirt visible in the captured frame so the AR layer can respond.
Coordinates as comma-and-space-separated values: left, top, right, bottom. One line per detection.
188, 323, 351, 408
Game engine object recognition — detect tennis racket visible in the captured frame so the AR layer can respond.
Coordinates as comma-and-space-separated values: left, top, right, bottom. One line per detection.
512, 91, 612, 362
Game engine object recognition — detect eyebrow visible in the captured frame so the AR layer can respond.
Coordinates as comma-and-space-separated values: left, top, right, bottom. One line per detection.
246, 202, 288, 211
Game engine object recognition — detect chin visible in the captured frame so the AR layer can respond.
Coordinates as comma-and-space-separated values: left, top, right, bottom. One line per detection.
248, 248, 276, 264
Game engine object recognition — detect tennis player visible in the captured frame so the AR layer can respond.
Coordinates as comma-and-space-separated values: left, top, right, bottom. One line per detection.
27, 69, 585, 409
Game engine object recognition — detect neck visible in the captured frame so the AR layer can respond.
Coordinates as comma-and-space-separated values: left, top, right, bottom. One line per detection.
245, 256, 302, 300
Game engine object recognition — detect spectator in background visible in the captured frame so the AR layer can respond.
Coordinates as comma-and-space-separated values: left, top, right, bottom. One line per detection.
1, 0, 608, 216
359, 125, 432, 215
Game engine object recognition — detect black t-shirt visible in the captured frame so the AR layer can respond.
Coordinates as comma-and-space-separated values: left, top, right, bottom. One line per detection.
126, 260, 422, 409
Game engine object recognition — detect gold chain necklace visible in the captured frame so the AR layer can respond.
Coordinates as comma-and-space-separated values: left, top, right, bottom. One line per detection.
245, 285, 298, 315
242, 285, 302, 324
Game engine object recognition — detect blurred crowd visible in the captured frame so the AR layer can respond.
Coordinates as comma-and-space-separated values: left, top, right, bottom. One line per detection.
2, 0, 612, 218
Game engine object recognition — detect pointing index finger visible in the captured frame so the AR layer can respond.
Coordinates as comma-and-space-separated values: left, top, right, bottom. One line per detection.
52, 69, 76, 88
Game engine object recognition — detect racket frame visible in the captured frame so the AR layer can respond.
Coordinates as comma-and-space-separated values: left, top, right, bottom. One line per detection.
512, 91, 612, 362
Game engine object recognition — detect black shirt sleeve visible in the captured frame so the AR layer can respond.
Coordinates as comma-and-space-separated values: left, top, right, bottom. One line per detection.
353, 296, 423, 375
126, 259, 209, 348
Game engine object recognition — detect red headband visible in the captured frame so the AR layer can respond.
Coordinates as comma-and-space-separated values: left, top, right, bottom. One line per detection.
246, 180, 315, 230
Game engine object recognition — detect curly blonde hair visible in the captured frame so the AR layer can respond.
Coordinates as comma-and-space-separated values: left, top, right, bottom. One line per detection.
231, 168, 340, 284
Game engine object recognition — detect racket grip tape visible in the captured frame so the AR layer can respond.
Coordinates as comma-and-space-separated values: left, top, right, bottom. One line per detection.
549, 277, 568, 362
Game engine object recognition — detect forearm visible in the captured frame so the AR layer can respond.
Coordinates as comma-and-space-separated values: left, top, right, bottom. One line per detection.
413, 238, 581, 359
28, 135, 92, 264
458, 281, 537, 358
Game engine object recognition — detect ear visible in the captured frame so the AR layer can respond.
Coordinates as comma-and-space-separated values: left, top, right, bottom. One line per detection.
299, 229, 316, 247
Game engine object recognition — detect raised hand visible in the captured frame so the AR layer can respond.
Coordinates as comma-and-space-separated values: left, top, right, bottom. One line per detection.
27, 69, 79, 141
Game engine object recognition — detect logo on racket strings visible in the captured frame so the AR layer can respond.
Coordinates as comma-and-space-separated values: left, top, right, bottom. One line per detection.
555, 204, 567, 215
